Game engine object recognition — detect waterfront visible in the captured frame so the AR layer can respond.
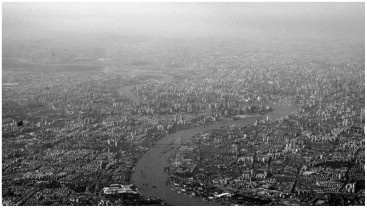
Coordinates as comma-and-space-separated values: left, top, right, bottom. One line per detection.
131, 104, 296, 206
3, 3, 364, 205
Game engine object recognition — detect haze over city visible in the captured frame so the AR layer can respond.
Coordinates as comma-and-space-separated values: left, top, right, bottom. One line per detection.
3, 3, 364, 41
2, 2, 365, 206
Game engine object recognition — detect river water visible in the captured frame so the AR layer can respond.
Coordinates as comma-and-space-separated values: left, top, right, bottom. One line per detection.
131, 103, 296, 206
117, 73, 175, 104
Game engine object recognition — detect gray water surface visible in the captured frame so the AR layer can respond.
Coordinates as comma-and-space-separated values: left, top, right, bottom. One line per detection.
131, 104, 296, 206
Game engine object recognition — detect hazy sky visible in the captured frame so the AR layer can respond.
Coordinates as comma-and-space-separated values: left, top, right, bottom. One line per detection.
2, 3, 365, 41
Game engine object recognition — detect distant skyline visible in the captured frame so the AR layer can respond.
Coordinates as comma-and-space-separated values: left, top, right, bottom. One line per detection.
3, 2, 365, 42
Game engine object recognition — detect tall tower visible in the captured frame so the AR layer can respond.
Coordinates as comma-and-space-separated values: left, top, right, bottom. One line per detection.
99, 161, 103, 169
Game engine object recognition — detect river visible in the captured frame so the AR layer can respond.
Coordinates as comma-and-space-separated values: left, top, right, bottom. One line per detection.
131, 103, 296, 206
118, 73, 296, 205
117, 73, 174, 104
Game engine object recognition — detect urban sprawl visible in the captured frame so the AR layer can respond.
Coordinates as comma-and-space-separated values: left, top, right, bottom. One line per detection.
2, 39, 365, 205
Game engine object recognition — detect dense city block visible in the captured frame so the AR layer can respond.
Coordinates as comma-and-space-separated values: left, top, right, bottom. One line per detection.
2, 3, 365, 206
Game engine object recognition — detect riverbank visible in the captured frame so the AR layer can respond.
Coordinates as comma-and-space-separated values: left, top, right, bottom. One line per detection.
131, 103, 296, 206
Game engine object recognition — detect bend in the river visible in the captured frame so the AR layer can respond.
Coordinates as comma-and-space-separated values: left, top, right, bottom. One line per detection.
120, 74, 296, 205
